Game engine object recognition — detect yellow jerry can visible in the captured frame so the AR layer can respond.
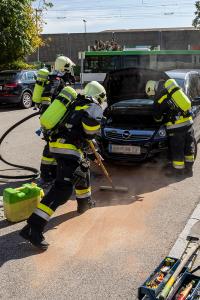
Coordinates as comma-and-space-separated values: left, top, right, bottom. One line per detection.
3, 183, 43, 222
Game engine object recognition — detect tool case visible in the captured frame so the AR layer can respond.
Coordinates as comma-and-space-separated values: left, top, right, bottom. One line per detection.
167, 272, 200, 300
138, 257, 182, 300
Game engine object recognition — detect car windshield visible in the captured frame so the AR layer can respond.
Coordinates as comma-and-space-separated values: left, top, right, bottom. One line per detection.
172, 77, 185, 88
0, 72, 18, 83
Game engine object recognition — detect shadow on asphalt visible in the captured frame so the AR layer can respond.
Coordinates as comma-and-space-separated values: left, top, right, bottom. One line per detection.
0, 160, 187, 266
0, 210, 78, 267
0, 104, 22, 112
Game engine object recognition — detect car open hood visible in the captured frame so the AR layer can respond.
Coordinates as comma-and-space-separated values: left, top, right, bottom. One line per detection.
103, 68, 169, 106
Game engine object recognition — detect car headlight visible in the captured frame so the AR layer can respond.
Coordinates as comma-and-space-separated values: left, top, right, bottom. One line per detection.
155, 127, 167, 139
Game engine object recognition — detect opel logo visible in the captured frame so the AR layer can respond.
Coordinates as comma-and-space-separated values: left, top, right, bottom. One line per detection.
122, 130, 131, 139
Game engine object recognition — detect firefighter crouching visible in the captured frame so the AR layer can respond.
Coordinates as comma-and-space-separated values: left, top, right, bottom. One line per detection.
20, 81, 107, 250
145, 79, 195, 176
33, 56, 76, 187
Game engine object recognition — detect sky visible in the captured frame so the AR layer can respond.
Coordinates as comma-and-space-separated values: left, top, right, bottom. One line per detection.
32, 0, 197, 34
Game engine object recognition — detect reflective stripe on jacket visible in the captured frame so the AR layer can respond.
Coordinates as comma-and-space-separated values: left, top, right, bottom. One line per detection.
166, 116, 193, 130
49, 139, 83, 159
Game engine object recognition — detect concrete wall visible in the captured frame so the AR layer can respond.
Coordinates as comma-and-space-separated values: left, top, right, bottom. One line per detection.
27, 29, 200, 66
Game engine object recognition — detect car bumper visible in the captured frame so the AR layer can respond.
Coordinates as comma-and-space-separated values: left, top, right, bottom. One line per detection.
99, 134, 168, 163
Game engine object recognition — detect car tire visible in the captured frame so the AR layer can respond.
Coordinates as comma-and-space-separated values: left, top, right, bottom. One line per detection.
20, 92, 32, 109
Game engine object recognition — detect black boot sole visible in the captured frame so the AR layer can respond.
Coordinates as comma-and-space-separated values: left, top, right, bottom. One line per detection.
19, 227, 49, 251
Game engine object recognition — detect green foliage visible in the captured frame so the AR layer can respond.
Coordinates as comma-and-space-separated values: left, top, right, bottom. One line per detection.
0, 60, 35, 70
0, 0, 53, 65
193, 1, 200, 28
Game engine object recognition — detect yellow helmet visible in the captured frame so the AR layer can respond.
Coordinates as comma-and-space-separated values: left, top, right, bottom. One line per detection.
55, 56, 75, 72
84, 81, 106, 104
145, 80, 157, 96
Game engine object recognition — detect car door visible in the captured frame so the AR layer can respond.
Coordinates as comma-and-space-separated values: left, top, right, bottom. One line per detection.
189, 73, 200, 142
26, 71, 37, 92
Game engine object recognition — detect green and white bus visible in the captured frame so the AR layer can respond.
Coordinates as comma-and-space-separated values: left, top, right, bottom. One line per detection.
79, 49, 200, 84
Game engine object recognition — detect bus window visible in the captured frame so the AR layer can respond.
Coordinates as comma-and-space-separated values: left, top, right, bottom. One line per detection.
157, 54, 192, 70
84, 57, 99, 73
84, 56, 121, 73
98, 56, 121, 72
123, 55, 150, 68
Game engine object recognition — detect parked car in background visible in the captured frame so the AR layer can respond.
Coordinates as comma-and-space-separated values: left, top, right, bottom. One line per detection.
0, 70, 37, 109
99, 68, 200, 163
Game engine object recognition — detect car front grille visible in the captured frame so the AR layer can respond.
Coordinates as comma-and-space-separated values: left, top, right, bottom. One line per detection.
104, 128, 154, 142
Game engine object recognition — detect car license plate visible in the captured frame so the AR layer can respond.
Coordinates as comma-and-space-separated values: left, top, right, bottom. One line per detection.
109, 144, 141, 155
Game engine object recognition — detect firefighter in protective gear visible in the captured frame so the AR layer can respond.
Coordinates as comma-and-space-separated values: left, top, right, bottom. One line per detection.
20, 81, 106, 250
33, 56, 76, 187
146, 79, 195, 176
54, 55, 76, 86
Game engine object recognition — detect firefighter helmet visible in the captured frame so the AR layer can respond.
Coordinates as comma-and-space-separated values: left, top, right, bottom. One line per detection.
55, 56, 75, 73
84, 81, 106, 104
145, 80, 157, 96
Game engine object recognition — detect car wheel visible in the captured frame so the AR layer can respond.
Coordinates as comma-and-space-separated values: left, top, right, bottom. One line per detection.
20, 92, 32, 109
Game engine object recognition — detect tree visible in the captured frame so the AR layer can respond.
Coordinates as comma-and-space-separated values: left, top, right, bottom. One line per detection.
193, 1, 200, 28
0, 0, 52, 66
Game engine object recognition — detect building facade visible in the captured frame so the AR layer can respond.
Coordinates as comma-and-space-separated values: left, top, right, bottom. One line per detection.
27, 27, 200, 68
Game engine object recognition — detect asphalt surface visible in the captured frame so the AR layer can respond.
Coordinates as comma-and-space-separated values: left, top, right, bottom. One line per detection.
0, 105, 200, 300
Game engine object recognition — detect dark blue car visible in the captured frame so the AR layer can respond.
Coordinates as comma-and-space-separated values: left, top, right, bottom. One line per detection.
99, 68, 200, 163
0, 70, 37, 109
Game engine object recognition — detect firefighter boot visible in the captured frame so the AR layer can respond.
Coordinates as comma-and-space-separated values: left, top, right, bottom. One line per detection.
184, 165, 193, 177
19, 224, 49, 250
165, 167, 185, 178
77, 198, 95, 214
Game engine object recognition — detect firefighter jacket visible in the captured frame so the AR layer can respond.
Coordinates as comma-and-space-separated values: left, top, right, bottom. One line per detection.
62, 72, 76, 85
153, 80, 193, 131
49, 96, 103, 161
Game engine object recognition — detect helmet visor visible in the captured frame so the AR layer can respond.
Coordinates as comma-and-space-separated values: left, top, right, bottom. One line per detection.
96, 92, 106, 103
64, 63, 71, 71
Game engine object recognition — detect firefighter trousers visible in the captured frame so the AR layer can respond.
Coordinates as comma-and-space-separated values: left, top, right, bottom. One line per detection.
167, 125, 195, 170
40, 142, 57, 182
28, 156, 92, 232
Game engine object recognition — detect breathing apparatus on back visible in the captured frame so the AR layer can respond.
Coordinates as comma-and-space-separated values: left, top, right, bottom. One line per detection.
145, 79, 191, 115
40, 86, 77, 132
32, 68, 50, 105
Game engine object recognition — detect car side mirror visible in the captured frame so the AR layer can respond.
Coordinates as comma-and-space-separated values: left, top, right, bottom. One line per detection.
192, 97, 200, 106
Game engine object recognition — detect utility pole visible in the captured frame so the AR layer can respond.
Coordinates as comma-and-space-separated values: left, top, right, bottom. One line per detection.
35, 9, 42, 63
83, 19, 87, 33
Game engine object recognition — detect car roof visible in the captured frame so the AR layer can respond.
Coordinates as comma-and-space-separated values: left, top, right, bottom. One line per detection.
166, 69, 200, 79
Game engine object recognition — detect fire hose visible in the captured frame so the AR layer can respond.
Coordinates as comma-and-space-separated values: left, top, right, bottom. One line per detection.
0, 111, 40, 179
